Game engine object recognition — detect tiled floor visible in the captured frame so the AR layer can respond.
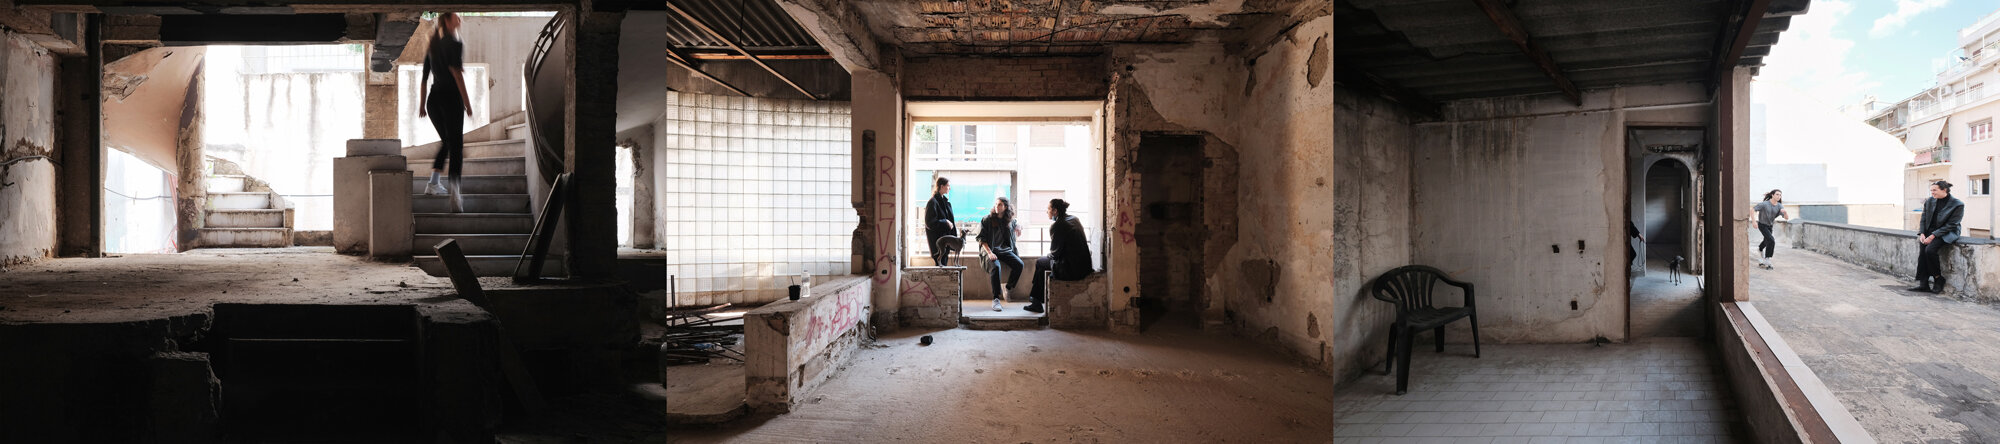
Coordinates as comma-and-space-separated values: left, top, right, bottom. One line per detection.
1752, 243, 2000, 442
1632, 256, 1705, 338
1334, 337, 1747, 443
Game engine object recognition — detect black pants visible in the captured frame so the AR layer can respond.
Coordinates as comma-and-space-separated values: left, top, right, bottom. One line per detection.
1757, 223, 1775, 258
427, 91, 465, 180
1918, 240, 1947, 280
987, 250, 1023, 300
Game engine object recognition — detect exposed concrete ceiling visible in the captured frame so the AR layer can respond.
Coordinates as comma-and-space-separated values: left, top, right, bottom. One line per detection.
846, 0, 1308, 56
1337, 0, 1810, 104
102, 46, 205, 173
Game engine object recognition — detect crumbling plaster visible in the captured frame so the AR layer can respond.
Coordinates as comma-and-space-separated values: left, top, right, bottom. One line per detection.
1111, 14, 1336, 367
1, 30, 58, 268
1410, 82, 1713, 345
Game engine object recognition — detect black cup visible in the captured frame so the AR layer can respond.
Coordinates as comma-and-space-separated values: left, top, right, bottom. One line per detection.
788, 284, 801, 301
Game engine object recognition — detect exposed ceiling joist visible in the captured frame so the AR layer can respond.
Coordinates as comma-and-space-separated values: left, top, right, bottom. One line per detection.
1470, 0, 1581, 106
663, 46, 752, 97
1711, 0, 1773, 85
1335, 61, 1442, 119
664, 0, 817, 99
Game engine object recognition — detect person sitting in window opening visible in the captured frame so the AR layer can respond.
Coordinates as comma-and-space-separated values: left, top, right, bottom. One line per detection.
1027, 198, 1093, 313
419, 12, 474, 213
978, 197, 1024, 312
924, 176, 956, 266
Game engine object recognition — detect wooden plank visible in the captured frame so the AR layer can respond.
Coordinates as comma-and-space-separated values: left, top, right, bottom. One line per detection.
432, 239, 486, 306
1470, 0, 1581, 105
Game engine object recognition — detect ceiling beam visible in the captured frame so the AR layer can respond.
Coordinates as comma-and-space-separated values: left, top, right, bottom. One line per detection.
663, 46, 751, 97
1710, 0, 1772, 86
665, 0, 817, 100
684, 53, 832, 60
1470, 0, 1581, 106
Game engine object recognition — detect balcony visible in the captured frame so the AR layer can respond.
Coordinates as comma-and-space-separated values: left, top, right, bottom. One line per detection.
1912, 144, 1951, 167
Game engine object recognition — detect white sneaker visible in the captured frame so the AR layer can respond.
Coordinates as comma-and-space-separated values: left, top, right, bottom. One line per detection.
424, 181, 446, 196
992, 298, 1003, 311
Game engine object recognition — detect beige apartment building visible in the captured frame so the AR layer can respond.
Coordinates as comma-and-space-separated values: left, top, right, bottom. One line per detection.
1868, 10, 2000, 236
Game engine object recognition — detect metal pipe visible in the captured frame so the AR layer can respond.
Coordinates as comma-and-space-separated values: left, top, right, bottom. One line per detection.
664, 0, 816, 99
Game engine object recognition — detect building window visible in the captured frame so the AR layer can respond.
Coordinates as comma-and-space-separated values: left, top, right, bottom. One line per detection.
1972, 175, 1992, 196
1972, 119, 1993, 143
908, 123, 1099, 261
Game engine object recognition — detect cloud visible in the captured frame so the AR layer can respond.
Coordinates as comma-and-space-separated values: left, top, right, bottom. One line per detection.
1762, 0, 1881, 108
1870, 0, 1951, 37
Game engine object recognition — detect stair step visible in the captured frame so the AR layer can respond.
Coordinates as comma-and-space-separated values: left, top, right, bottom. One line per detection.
211, 192, 271, 210
207, 175, 247, 193
413, 254, 566, 277
413, 234, 531, 256
414, 213, 534, 234
507, 123, 530, 140
963, 316, 1045, 331
406, 156, 525, 175
206, 209, 285, 228
409, 194, 530, 213
409, 175, 528, 195
464, 139, 527, 159
199, 228, 291, 248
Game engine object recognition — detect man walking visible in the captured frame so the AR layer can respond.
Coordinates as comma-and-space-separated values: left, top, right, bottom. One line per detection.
1753, 190, 1787, 269
1912, 180, 1964, 293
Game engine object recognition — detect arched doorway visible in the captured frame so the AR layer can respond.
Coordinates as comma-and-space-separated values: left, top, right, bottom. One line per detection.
1631, 158, 1702, 338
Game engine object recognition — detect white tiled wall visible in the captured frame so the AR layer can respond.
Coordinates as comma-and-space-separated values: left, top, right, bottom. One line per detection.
661, 92, 854, 302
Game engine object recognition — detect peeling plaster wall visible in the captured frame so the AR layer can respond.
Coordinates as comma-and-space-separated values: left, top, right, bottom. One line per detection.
1330, 88, 1415, 382
1110, 14, 1339, 367
1411, 83, 1711, 344
0, 31, 58, 267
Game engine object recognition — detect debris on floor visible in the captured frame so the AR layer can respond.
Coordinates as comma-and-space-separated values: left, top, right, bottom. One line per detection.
663, 303, 744, 365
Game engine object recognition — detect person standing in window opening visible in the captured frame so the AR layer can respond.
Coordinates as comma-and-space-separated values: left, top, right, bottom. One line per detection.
978, 197, 1023, 312
1027, 198, 1093, 314
1912, 181, 1964, 294
924, 176, 955, 266
1752, 189, 1787, 269
419, 12, 473, 213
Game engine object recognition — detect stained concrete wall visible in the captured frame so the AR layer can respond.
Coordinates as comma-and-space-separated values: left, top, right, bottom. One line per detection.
0, 31, 59, 268
1109, 14, 1337, 367
1411, 83, 1713, 345
1328, 89, 1416, 381
1779, 220, 2000, 302
744, 276, 870, 412
901, 55, 1107, 100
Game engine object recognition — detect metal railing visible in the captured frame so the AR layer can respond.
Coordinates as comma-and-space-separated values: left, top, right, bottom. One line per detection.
912, 141, 1018, 162
1913, 144, 1952, 167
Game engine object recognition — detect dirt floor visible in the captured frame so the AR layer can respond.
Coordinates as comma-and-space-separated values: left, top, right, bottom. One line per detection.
668, 314, 1334, 443
0, 247, 462, 323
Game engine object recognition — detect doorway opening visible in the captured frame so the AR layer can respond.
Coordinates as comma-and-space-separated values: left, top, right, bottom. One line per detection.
1630, 156, 1703, 338
1135, 133, 1205, 331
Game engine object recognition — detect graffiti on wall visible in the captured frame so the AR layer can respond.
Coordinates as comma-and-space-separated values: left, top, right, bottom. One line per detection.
798, 283, 867, 359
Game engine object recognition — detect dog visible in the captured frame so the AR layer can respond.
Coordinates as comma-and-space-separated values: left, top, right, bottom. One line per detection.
1667, 255, 1685, 285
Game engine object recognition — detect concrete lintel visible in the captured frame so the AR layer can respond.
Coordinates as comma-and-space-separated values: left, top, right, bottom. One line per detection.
771, 0, 883, 75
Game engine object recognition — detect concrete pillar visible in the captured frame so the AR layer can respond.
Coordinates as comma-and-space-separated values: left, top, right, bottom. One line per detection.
618, 124, 655, 249
334, 139, 404, 254
363, 64, 398, 139
57, 15, 102, 258
564, 5, 623, 279
1708, 67, 1753, 302
368, 170, 412, 260
173, 58, 205, 251
852, 68, 904, 329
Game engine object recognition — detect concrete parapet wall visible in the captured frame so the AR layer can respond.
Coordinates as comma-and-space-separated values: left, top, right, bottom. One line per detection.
1779, 220, 2000, 302
1048, 273, 1107, 329
743, 276, 871, 413
897, 267, 964, 328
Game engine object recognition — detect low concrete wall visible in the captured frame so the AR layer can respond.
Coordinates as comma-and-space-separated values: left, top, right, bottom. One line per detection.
1713, 302, 1872, 444
743, 276, 870, 413
1777, 220, 2000, 302
897, 267, 963, 328
1047, 273, 1108, 329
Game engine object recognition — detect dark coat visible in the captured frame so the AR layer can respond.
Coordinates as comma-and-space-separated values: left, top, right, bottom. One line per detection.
1048, 214, 1094, 280
924, 194, 955, 239
977, 214, 1017, 256
1920, 195, 1966, 245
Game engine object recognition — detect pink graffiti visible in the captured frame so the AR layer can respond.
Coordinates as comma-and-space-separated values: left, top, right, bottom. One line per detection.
802, 285, 865, 347
872, 154, 899, 283
900, 279, 937, 306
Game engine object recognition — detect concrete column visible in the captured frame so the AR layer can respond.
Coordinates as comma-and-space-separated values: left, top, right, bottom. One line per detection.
333, 140, 404, 254
368, 170, 412, 260
564, 5, 623, 279
173, 59, 205, 251
852, 68, 903, 329
57, 15, 101, 258
363, 63, 398, 139
1708, 67, 1753, 303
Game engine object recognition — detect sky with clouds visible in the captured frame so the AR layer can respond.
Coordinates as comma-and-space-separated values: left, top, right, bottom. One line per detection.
1759, 0, 2000, 109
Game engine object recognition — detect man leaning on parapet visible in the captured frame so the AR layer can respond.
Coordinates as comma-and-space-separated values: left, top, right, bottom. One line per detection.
1911, 180, 1965, 294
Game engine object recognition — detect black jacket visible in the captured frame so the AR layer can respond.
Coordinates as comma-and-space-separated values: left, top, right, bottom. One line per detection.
1920, 195, 1965, 245
1048, 214, 1093, 279
923, 194, 955, 239
978, 215, 1017, 256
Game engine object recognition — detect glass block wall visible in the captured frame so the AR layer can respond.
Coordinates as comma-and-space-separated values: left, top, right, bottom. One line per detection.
661, 91, 854, 303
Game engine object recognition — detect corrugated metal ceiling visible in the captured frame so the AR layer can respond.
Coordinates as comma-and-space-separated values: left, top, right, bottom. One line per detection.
663, 0, 822, 51
1337, 0, 1809, 102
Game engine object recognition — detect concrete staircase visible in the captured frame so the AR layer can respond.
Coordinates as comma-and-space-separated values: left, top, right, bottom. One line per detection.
407, 123, 563, 277
201, 159, 293, 248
